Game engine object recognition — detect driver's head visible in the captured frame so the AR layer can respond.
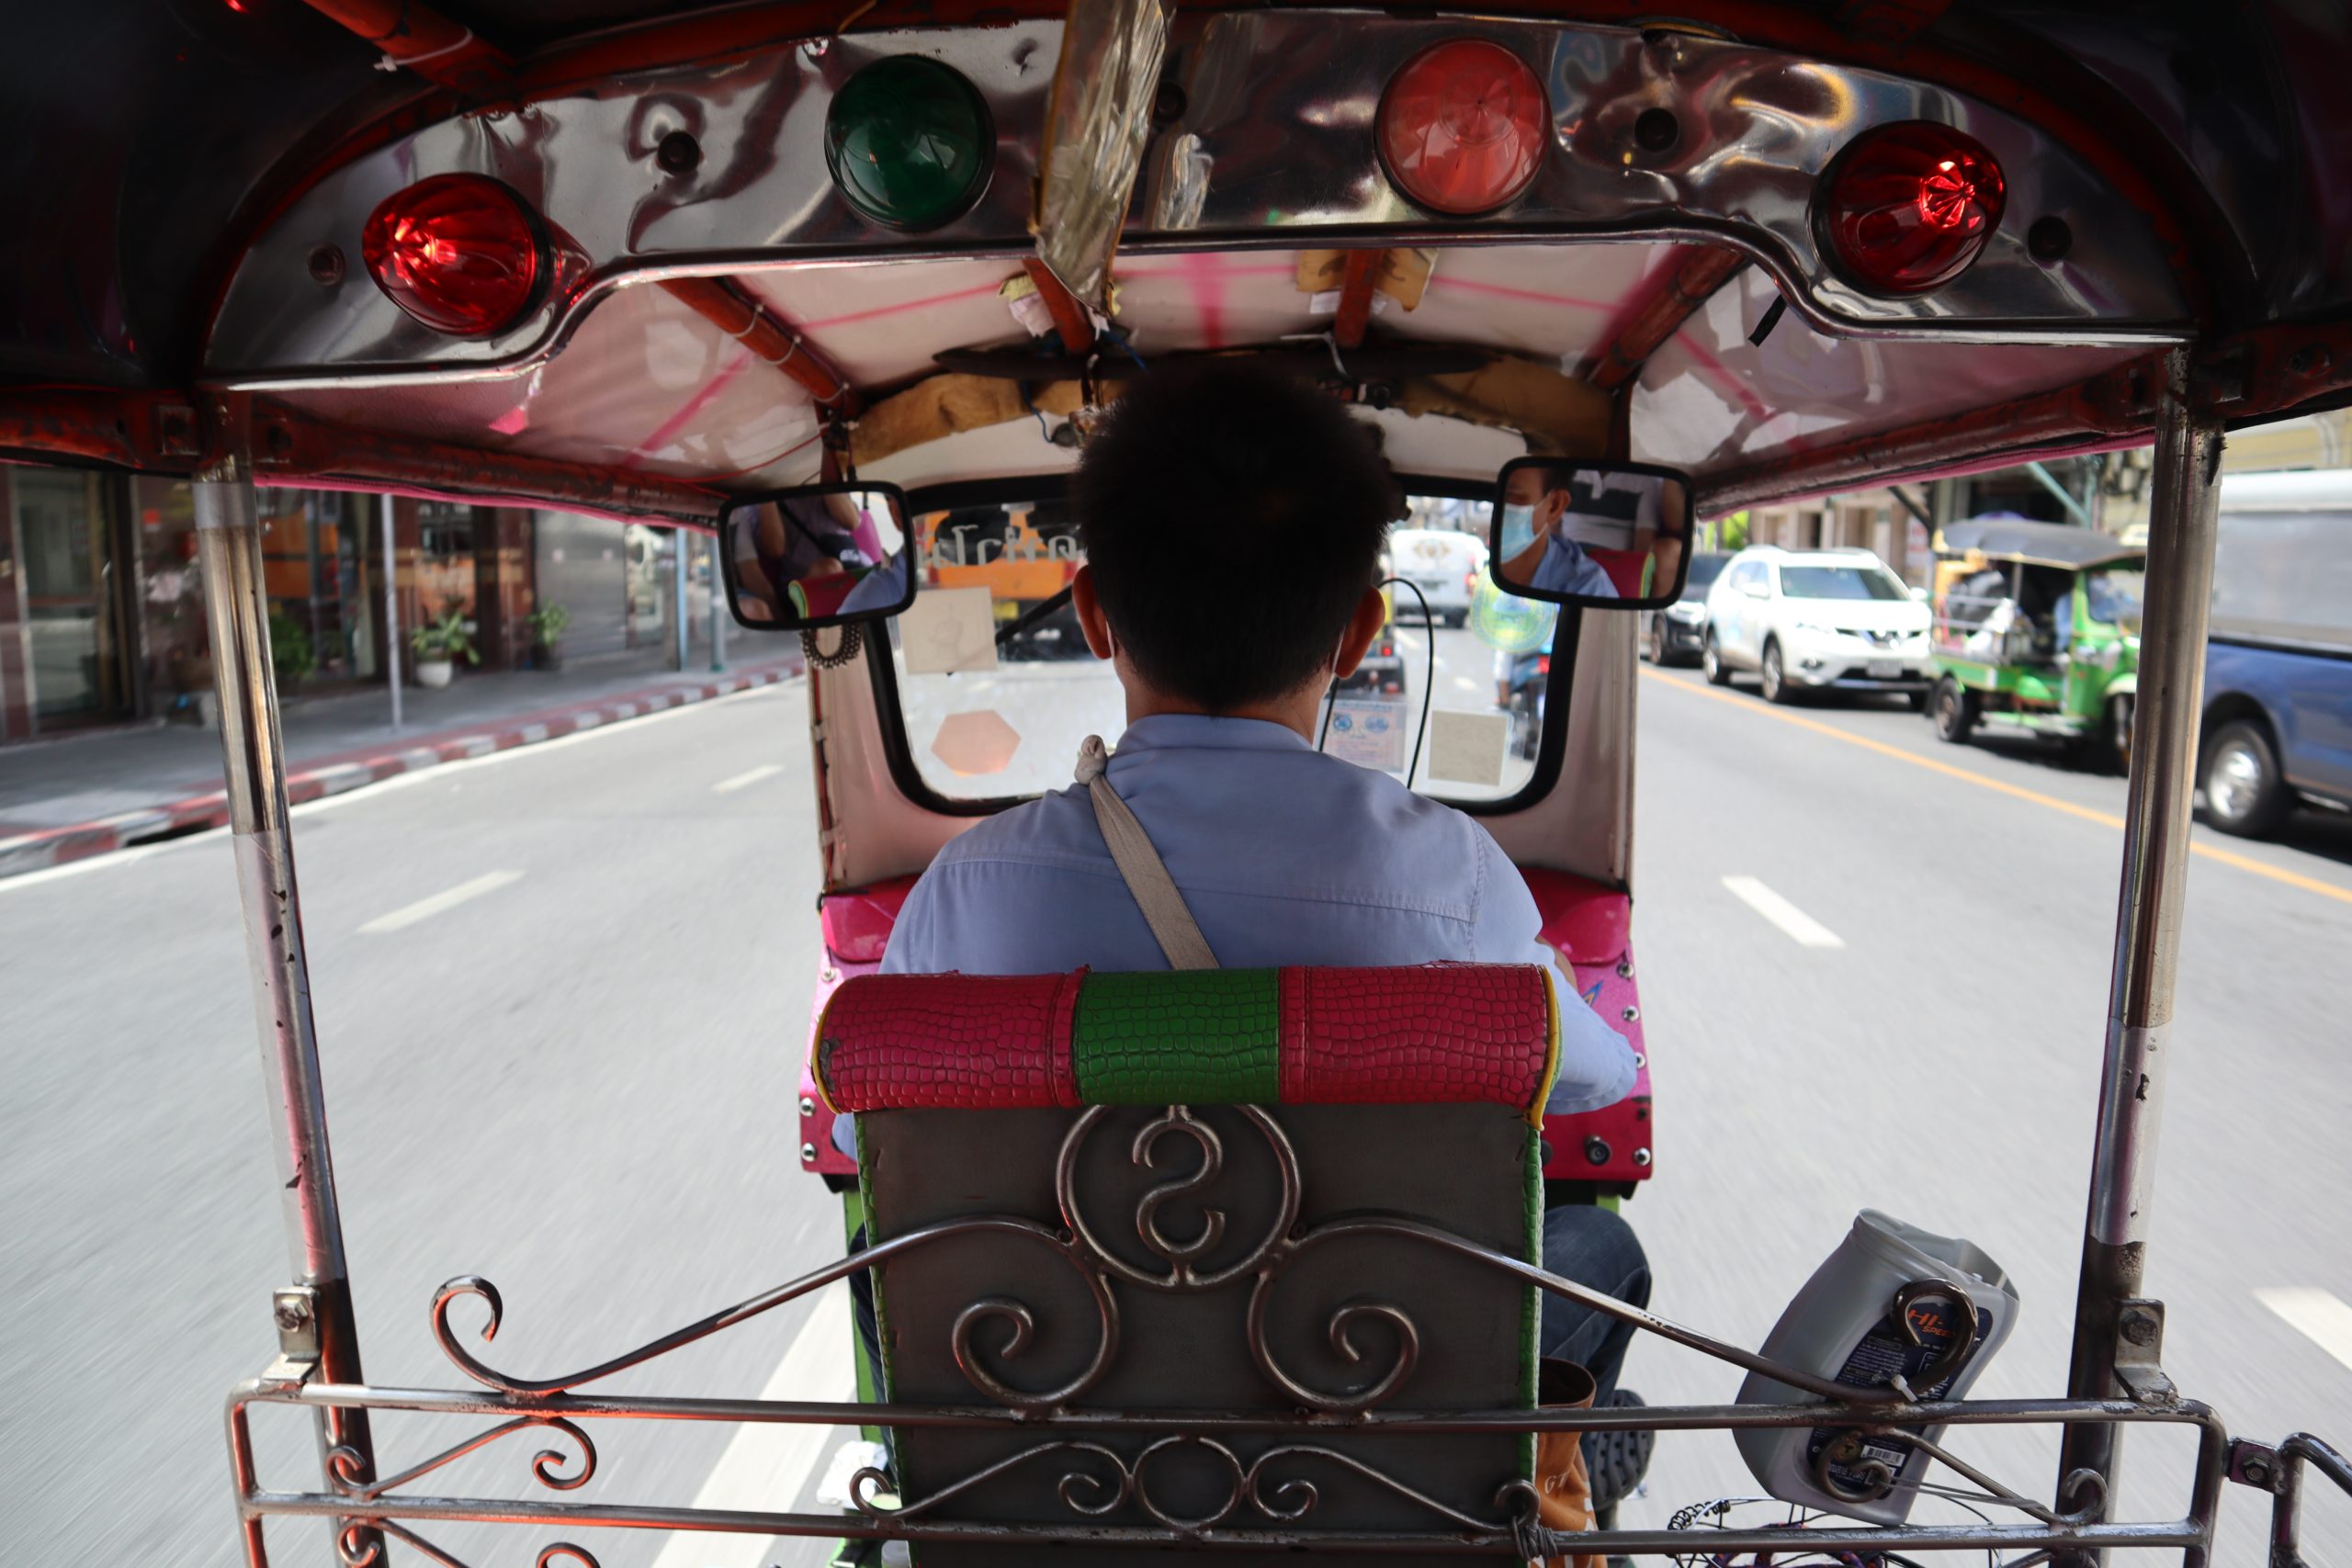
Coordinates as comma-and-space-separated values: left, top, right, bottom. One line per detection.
1503, 463, 1571, 530
1073, 360, 1395, 713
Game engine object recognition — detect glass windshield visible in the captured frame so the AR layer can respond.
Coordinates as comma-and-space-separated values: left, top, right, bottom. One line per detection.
1780, 563, 1910, 601
888, 491, 1540, 805
1679, 554, 1729, 600
2083, 568, 2145, 630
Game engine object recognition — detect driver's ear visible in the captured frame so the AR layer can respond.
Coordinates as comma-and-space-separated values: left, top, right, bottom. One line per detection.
1330, 586, 1389, 679
1072, 565, 1117, 660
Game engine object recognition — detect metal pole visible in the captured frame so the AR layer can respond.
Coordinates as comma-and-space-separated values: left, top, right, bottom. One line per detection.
195, 465, 380, 1550
381, 491, 402, 731
673, 529, 690, 671
707, 534, 726, 672
2055, 348, 2223, 1547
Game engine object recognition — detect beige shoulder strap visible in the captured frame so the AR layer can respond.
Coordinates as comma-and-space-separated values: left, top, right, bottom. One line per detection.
1075, 735, 1219, 971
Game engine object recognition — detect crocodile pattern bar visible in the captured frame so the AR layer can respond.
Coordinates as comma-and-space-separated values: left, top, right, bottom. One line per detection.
817, 965, 1554, 1113
1072, 970, 1281, 1104
814, 969, 1083, 1112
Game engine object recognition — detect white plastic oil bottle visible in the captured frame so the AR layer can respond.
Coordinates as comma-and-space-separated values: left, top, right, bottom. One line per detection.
1734, 1211, 2020, 1526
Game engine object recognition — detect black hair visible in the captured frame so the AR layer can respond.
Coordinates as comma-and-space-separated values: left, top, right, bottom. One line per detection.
1073, 359, 1394, 711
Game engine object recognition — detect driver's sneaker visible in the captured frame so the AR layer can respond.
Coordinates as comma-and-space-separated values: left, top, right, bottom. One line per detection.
1581, 1387, 1654, 1516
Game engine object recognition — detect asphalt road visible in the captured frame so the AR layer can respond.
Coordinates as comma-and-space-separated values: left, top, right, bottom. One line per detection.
4, 656, 2348, 1565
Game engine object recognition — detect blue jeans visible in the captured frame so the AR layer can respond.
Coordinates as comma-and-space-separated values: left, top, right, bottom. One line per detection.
1540, 1203, 1651, 1405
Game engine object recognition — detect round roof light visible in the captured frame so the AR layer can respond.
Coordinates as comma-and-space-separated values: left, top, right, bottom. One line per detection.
1819, 121, 2007, 296
1376, 39, 1550, 217
824, 56, 993, 231
360, 175, 547, 338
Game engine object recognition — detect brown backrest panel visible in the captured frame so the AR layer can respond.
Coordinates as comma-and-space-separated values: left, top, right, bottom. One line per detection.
861, 1100, 1540, 1566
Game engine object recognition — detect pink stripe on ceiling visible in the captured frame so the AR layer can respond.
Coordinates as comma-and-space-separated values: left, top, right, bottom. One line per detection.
624, 344, 753, 469
1421, 275, 1618, 314
1111, 251, 1284, 349
796, 279, 1006, 331
1667, 329, 1793, 448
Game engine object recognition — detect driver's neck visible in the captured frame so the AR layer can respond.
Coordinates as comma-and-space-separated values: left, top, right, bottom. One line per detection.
1119, 671, 1328, 743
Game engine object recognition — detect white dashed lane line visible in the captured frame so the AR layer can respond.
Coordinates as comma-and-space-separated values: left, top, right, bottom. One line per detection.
715, 763, 786, 794
1721, 875, 1846, 950
650, 1285, 855, 1568
357, 870, 525, 934
2257, 1287, 2352, 1373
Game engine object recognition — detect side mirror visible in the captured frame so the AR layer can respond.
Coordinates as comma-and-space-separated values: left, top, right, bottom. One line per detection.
1487, 457, 1697, 611
1911, 584, 1930, 602
1744, 579, 1771, 599
718, 482, 915, 632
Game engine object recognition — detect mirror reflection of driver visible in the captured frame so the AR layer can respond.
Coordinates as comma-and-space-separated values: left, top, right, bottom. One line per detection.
1499, 464, 1623, 599
733, 492, 903, 621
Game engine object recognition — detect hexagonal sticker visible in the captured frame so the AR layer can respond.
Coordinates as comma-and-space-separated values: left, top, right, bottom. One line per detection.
930, 709, 1022, 776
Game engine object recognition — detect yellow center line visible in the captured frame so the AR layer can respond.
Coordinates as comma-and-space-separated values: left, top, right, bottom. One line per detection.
1641, 669, 2352, 908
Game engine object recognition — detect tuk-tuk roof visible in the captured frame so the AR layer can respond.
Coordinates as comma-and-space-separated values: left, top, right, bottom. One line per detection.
11, 4, 2352, 517
1934, 517, 2146, 570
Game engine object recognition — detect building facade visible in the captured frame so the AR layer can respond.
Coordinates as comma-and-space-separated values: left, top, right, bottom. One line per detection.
0, 468, 718, 747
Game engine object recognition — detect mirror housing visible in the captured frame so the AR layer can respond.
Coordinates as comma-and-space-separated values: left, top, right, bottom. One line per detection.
718, 482, 916, 632
1486, 457, 1696, 611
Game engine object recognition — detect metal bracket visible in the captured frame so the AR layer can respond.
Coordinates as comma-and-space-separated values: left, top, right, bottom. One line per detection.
263, 1284, 322, 1384
2227, 1438, 2282, 1492
2113, 1298, 2177, 1405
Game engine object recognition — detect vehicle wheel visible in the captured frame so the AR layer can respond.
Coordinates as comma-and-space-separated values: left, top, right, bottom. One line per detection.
1759, 639, 1796, 704
1931, 676, 1978, 743
2200, 719, 2290, 838
2108, 694, 2135, 775
1702, 631, 1731, 685
1646, 621, 1668, 664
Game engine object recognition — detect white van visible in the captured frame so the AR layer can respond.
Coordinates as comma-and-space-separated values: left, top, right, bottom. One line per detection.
1385, 526, 1488, 626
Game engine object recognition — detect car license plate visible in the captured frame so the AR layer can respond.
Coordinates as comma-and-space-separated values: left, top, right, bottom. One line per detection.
1867, 660, 1904, 679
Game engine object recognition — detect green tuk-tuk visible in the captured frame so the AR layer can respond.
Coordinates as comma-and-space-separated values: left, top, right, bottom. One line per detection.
1927, 519, 2148, 771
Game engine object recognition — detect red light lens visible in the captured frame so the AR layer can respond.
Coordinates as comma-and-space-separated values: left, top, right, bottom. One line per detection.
361, 175, 546, 337
1377, 40, 1549, 216
1819, 122, 2006, 296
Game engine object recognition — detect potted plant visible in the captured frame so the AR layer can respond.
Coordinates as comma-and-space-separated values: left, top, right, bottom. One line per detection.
267, 607, 318, 692
526, 602, 571, 671
409, 607, 479, 689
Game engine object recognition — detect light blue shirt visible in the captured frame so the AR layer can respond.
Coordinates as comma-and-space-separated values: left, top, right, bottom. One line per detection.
1528, 535, 1619, 598
876, 712, 1637, 1115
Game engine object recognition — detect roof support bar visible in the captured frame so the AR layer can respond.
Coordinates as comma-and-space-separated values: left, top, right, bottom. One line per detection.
1022, 258, 1097, 355
2055, 347, 2223, 1547
661, 278, 863, 418
1332, 249, 1386, 351
294, 0, 512, 93
194, 462, 380, 1562
1585, 245, 1746, 394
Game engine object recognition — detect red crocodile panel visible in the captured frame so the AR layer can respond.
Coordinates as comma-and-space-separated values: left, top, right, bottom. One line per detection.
820, 876, 918, 964
1282, 965, 1551, 1110
1522, 867, 1631, 966
817, 970, 1084, 1111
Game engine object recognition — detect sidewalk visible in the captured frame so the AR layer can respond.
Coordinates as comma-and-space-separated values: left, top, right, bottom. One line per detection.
0, 649, 803, 879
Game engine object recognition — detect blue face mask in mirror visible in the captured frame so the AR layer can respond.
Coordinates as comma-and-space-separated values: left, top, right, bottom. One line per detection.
1499, 502, 1539, 560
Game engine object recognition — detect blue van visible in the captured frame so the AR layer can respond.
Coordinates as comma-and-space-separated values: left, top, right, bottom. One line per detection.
2196, 471, 2352, 837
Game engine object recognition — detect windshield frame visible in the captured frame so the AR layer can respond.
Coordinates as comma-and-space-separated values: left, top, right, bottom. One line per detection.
867, 471, 1577, 819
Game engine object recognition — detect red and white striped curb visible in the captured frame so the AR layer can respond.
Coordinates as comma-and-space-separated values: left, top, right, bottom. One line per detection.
0, 663, 799, 881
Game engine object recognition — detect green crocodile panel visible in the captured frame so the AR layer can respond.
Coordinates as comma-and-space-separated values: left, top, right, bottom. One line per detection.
1071, 970, 1282, 1104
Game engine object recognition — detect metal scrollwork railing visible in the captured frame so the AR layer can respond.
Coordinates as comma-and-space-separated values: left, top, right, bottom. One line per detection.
222, 1101, 2241, 1565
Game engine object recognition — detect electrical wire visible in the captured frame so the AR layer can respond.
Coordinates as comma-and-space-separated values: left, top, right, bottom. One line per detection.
1382, 575, 1438, 787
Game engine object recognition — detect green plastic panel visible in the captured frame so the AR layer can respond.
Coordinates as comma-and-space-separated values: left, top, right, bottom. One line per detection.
1071, 970, 1282, 1104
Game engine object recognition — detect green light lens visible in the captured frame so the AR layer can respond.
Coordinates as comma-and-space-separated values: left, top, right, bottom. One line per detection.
824, 56, 993, 231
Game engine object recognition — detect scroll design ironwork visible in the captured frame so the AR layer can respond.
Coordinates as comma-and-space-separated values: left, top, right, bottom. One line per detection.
424, 1101, 1966, 1416
338, 1518, 600, 1568
851, 1431, 1522, 1535
326, 1416, 595, 1502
